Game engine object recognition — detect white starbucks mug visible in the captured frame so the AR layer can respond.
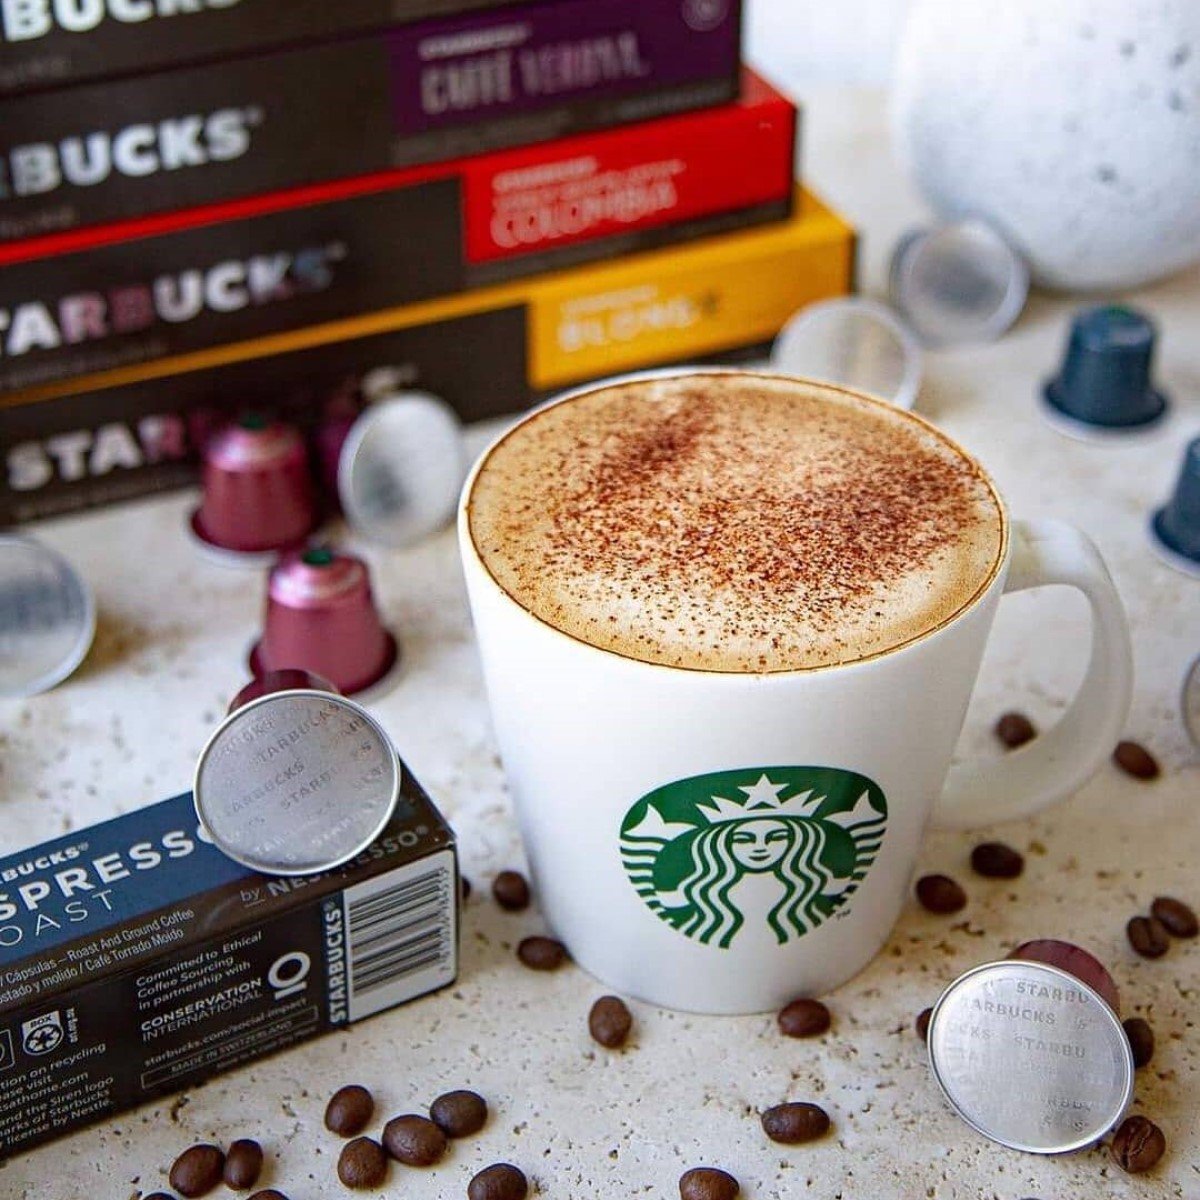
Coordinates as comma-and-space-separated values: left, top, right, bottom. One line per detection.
458, 373, 1133, 1014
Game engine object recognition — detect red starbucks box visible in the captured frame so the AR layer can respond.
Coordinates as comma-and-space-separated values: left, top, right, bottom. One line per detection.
0, 71, 796, 396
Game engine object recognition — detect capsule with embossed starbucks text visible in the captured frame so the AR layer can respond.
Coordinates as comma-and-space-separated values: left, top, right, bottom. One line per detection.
194, 670, 400, 876
925, 940, 1133, 1156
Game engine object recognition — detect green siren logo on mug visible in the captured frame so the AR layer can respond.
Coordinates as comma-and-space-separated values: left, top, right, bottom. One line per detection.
620, 767, 888, 950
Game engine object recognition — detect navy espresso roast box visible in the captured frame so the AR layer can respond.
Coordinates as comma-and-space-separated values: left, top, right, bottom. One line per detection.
0, 0, 743, 242
0, 769, 458, 1157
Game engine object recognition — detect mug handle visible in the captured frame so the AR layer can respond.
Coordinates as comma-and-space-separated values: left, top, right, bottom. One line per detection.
931, 519, 1133, 831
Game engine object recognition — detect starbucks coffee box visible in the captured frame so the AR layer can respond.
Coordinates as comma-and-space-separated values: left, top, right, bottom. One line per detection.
0, 0, 515, 96
0, 187, 856, 525
0, 766, 458, 1158
0, 70, 796, 396
0, 0, 743, 242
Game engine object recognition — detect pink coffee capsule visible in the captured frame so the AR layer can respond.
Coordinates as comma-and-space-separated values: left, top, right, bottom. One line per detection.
313, 383, 364, 509
249, 547, 399, 697
228, 668, 339, 714
190, 415, 318, 561
1009, 939, 1121, 1015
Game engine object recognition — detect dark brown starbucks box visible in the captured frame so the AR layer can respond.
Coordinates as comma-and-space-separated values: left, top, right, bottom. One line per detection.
0, 0, 743, 242
0, 767, 458, 1158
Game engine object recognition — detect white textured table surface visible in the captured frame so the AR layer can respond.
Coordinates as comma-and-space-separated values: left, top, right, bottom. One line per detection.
3, 89, 1199, 1200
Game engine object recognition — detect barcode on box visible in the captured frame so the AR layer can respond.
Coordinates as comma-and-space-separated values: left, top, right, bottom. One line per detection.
344, 850, 458, 1022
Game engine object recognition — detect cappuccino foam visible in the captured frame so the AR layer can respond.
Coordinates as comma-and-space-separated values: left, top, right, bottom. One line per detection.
468, 373, 1006, 672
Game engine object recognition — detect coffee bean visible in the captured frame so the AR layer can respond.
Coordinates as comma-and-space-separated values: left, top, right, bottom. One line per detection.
325, 1085, 374, 1137
145, 1194, 175, 1199
169, 1145, 225, 1198
1113, 740, 1160, 780
1151, 896, 1198, 939
223, 1139, 264, 1190
916, 1007, 933, 1041
382, 1114, 447, 1167
1127, 915, 1170, 959
461, 875, 473, 901
970, 841, 1024, 879
430, 1090, 488, 1139
1110, 1115, 1166, 1173
248, 1193, 289, 1200
915, 874, 967, 914
995, 711, 1036, 748
777, 998, 831, 1038
588, 995, 633, 1048
679, 1167, 739, 1200
1123, 1017, 1155, 1068
517, 935, 568, 970
761, 1102, 831, 1144
492, 871, 531, 911
467, 1162, 528, 1200
337, 1137, 388, 1189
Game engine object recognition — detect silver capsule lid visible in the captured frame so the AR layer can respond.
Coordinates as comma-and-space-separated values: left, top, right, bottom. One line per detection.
890, 219, 1029, 348
338, 391, 467, 549
1184, 654, 1200, 748
0, 534, 96, 699
771, 296, 923, 411
194, 689, 400, 876
927, 959, 1133, 1155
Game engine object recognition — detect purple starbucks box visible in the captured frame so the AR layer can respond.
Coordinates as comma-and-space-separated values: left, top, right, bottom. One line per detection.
0, 0, 742, 242
0, 0, 516, 97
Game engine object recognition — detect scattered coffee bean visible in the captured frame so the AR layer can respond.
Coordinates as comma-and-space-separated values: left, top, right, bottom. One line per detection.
467, 1162, 528, 1200
1113, 740, 1160, 780
995, 711, 1036, 748
1127, 915, 1170, 959
517, 935, 568, 970
325, 1085, 374, 1137
1151, 896, 1198, 939
383, 1114, 448, 1167
223, 1139, 264, 1190
1110, 1115, 1167, 1173
144, 1194, 175, 1200
777, 998, 831, 1038
1123, 1017, 1155, 1068
169, 1145, 226, 1198
589, 995, 634, 1048
915, 1007, 933, 1041
461, 876, 473, 901
337, 1137, 388, 1189
430, 1090, 488, 1138
970, 841, 1024, 879
248, 1193, 288, 1200
761, 1102, 831, 1145
679, 1167, 739, 1200
915, 874, 967, 914
492, 870, 531, 911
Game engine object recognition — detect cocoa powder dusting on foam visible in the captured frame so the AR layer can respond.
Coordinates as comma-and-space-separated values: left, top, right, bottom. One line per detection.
470, 376, 1004, 672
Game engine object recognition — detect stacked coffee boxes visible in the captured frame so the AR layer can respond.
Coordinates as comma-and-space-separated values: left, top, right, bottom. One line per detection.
0, 0, 856, 525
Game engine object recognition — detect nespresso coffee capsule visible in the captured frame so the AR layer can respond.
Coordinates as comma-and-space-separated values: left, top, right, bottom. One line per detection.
339, 383, 467, 549
190, 416, 318, 564
926, 940, 1133, 1155
0, 533, 95, 697
1151, 436, 1200, 578
249, 548, 399, 697
1043, 305, 1169, 438
194, 672, 401, 876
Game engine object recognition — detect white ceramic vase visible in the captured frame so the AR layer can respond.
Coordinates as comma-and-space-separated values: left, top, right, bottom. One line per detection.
892, 0, 1200, 291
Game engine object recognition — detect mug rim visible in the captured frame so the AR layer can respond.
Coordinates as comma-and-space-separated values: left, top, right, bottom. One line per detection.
458, 368, 1011, 678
